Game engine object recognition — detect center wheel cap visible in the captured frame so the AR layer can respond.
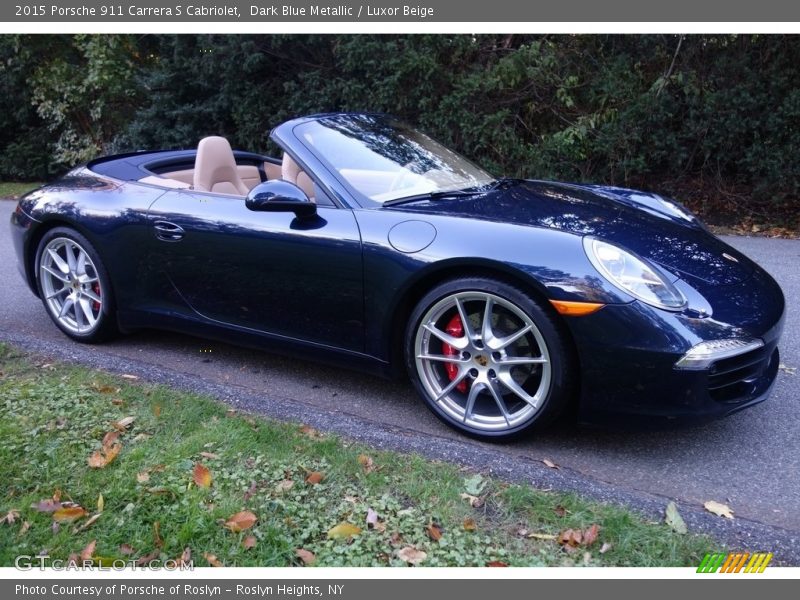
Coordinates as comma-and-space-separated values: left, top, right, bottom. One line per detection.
475, 355, 488, 367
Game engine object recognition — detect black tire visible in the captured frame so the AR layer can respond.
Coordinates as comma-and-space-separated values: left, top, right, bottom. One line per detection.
405, 277, 574, 440
34, 226, 118, 343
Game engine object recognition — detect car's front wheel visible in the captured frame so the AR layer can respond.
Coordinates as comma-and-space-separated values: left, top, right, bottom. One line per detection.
406, 278, 573, 440
35, 227, 117, 343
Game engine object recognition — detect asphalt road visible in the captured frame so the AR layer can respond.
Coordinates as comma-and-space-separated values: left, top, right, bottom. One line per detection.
1, 200, 798, 554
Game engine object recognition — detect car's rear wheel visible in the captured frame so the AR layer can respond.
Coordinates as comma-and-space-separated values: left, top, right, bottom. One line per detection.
35, 227, 117, 343
406, 278, 572, 440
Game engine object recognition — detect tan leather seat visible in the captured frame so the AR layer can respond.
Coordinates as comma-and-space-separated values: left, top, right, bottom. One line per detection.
281, 153, 316, 201
193, 136, 249, 196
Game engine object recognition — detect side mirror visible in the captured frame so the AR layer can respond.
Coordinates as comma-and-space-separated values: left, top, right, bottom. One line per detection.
245, 180, 317, 219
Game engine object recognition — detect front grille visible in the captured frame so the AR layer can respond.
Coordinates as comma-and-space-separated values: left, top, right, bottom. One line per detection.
708, 346, 779, 404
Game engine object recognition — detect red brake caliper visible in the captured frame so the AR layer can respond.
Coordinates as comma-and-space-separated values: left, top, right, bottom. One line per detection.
442, 314, 468, 393
91, 282, 101, 311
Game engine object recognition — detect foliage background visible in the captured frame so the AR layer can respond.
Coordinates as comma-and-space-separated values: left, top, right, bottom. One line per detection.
1, 34, 798, 222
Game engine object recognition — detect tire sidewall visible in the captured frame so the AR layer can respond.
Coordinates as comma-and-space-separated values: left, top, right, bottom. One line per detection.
405, 277, 572, 440
34, 226, 117, 342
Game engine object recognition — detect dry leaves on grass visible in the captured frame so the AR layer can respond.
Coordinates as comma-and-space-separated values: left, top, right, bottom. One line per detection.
665, 501, 688, 534
558, 524, 600, 552
80, 540, 96, 562
460, 493, 484, 508
295, 549, 316, 565
203, 552, 223, 567
193, 463, 213, 488
486, 561, 509, 567
53, 506, 87, 523
223, 511, 257, 532
357, 454, 377, 473
299, 424, 323, 439
305, 471, 324, 485
112, 416, 136, 431
242, 536, 257, 550
426, 523, 443, 541
397, 546, 426, 565
463, 518, 477, 531
704, 500, 734, 519
1, 510, 20, 525
73, 513, 101, 534
327, 522, 361, 540
88, 442, 121, 469
275, 479, 294, 493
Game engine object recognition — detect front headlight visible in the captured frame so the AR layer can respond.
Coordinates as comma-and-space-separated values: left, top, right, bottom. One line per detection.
583, 237, 686, 311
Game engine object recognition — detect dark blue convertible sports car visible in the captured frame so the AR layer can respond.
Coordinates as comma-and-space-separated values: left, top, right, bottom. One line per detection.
10, 113, 785, 440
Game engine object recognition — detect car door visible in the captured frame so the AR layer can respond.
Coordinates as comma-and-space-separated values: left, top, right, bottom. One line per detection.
147, 189, 365, 352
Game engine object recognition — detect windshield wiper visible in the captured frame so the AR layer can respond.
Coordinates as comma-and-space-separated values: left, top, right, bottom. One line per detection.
383, 188, 487, 207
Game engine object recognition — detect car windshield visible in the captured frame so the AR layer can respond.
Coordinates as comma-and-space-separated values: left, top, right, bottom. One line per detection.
294, 114, 494, 204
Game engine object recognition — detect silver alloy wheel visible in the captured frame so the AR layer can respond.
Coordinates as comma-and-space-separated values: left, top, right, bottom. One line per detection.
39, 237, 104, 335
414, 291, 552, 432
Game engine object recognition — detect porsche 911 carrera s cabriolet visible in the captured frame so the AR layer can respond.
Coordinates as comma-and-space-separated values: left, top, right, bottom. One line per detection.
10, 113, 785, 439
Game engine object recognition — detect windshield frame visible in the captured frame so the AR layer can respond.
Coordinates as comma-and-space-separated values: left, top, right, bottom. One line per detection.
291, 114, 495, 209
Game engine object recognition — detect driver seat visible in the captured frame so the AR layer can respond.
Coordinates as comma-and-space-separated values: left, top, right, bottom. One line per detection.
193, 136, 249, 196
281, 153, 316, 202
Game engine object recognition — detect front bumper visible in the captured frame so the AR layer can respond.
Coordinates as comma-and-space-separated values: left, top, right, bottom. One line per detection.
568, 267, 785, 428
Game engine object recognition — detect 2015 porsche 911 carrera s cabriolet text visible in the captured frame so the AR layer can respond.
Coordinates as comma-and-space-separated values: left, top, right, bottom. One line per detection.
10, 113, 785, 440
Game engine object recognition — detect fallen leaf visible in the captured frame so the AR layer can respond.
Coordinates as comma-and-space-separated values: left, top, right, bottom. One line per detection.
121, 374, 139, 380
426, 523, 443, 541
295, 548, 315, 565
136, 471, 150, 483
203, 553, 223, 567
242, 536, 257, 550
389, 531, 403, 546
704, 500, 734, 519
73, 513, 101, 533
153, 522, 163, 547
152, 405, 162, 417
97, 494, 104, 513
193, 464, 213, 488
299, 424, 322, 438
554, 505, 568, 517
1, 510, 20, 525
101, 431, 120, 448
464, 474, 487, 495
80, 540, 96, 562
119, 544, 135, 555
18, 521, 30, 536
778, 363, 796, 375
200, 452, 220, 460
583, 524, 600, 547
275, 479, 294, 493
88, 443, 121, 469
135, 549, 160, 567
111, 399, 124, 406
112, 416, 136, 431
527, 532, 557, 540
463, 518, 477, 531
542, 458, 560, 469
558, 528, 582, 549
600, 542, 612, 554
93, 383, 117, 394
327, 522, 361, 539
397, 546, 427, 565
665, 501, 688, 534
460, 493, 484, 508
357, 454, 376, 473
53, 506, 87, 523
32, 499, 61, 513
366, 508, 379, 528
487, 561, 509, 567
224, 511, 257, 532
305, 471, 324, 485
177, 547, 191, 566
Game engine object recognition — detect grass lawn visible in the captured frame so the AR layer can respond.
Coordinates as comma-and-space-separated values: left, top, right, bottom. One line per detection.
0, 343, 716, 567
0, 182, 42, 199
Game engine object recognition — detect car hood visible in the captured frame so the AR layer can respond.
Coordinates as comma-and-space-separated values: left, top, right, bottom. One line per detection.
390, 180, 754, 286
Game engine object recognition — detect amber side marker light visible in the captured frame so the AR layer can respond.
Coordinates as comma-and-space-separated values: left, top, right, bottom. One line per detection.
550, 300, 605, 316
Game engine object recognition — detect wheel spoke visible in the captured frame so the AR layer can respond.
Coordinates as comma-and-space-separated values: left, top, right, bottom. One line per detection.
463, 381, 483, 423
77, 274, 99, 284
491, 324, 533, 350
497, 355, 547, 366
480, 297, 495, 345
76, 250, 87, 276
65, 244, 77, 273
434, 369, 469, 402
45, 287, 69, 300
78, 298, 96, 327
423, 323, 468, 350
418, 353, 468, 364
42, 265, 69, 283
82, 288, 102, 304
59, 296, 75, 320
486, 381, 511, 426
47, 248, 70, 274
497, 370, 538, 408
454, 296, 476, 342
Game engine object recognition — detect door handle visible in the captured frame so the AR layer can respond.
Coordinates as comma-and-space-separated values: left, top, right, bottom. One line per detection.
154, 220, 185, 242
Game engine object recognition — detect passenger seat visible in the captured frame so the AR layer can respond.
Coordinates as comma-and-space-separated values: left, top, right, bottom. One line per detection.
281, 153, 316, 201
193, 136, 249, 196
